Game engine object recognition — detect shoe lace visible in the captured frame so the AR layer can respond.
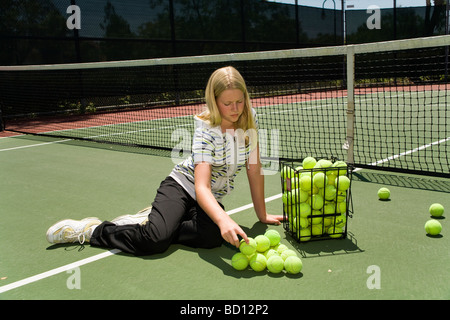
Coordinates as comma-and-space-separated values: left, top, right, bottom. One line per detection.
77, 233, 86, 245
63, 228, 86, 244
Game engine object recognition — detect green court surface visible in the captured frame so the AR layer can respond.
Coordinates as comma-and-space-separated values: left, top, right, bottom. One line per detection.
1, 134, 449, 300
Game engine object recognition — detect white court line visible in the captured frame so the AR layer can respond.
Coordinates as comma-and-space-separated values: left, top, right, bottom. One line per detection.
0, 196, 280, 294
0, 139, 72, 152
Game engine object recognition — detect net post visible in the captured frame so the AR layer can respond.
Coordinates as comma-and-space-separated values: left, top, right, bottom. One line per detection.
345, 46, 355, 165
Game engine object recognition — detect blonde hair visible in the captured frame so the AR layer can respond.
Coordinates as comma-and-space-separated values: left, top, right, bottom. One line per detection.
199, 66, 256, 132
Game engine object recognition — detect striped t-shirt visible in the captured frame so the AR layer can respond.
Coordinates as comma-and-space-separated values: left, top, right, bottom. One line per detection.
170, 108, 258, 202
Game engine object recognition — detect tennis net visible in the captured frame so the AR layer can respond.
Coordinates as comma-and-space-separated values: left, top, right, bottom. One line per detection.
0, 36, 449, 177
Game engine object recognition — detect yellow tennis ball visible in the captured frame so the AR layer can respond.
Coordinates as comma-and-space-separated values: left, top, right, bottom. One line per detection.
302, 157, 317, 169
335, 176, 350, 191
249, 253, 267, 272
310, 194, 324, 210
425, 219, 442, 236
311, 224, 323, 236
336, 201, 346, 214
281, 249, 297, 261
313, 172, 326, 188
264, 229, 281, 247
264, 248, 279, 259
239, 237, 256, 256
298, 227, 311, 241
284, 256, 303, 274
255, 235, 271, 253
299, 202, 312, 218
327, 226, 344, 238
267, 255, 284, 273
299, 217, 309, 229
231, 252, 249, 270
280, 166, 295, 179
324, 185, 337, 201
332, 160, 347, 176
300, 175, 312, 191
429, 203, 444, 217
310, 210, 323, 225
336, 191, 347, 203
323, 216, 333, 227
317, 159, 333, 168
333, 214, 346, 228
378, 187, 390, 200
274, 243, 289, 254
323, 202, 336, 215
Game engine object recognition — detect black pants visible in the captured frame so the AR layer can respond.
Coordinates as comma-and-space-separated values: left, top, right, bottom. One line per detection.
90, 176, 223, 256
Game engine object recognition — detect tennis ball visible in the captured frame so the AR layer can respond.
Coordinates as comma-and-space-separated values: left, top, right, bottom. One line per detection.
311, 224, 324, 236
299, 202, 312, 218
298, 228, 311, 241
335, 176, 350, 191
429, 203, 444, 218
249, 253, 267, 272
378, 187, 390, 200
302, 157, 317, 169
299, 175, 312, 191
264, 229, 281, 247
333, 214, 346, 228
255, 235, 271, 253
310, 194, 324, 210
296, 188, 310, 203
332, 160, 347, 176
284, 204, 297, 218
310, 210, 323, 225
313, 172, 326, 188
281, 249, 297, 261
327, 226, 343, 238
264, 248, 279, 259
283, 189, 308, 205
425, 219, 442, 236
323, 202, 336, 215
274, 243, 289, 254
336, 201, 346, 214
267, 255, 284, 274
324, 185, 337, 201
317, 159, 333, 168
299, 217, 309, 229
284, 256, 303, 274
239, 237, 256, 256
336, 191, 347, 203
280, 166, 295, 179
231, 252, 249, 270
323, 216, 333, 227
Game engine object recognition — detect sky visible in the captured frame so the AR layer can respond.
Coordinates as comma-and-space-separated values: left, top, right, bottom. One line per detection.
267, 0, 433, 10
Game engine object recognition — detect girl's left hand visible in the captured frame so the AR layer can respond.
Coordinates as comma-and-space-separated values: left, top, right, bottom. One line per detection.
260, 214, 285, 225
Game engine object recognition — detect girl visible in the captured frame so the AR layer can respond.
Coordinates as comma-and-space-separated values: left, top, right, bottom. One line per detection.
46, 66, 284, 256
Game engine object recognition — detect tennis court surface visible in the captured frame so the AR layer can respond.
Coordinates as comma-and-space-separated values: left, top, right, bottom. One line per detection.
1, 36, 450, 302
1, 134, 449, 301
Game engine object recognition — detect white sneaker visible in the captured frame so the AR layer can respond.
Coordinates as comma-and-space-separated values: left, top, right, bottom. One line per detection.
111, 206, 152, 226
46, 217, 102, 244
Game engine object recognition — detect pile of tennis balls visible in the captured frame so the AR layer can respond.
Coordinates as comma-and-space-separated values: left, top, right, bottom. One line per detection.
377, 187, 445, 236
281, 157, 350, 240
231, 229, 303, 275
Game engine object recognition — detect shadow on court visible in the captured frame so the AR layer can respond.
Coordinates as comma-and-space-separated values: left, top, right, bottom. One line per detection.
353, 171, 450, 193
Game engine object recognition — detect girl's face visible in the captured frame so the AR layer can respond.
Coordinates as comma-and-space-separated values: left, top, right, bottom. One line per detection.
216, 88, 245, 131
